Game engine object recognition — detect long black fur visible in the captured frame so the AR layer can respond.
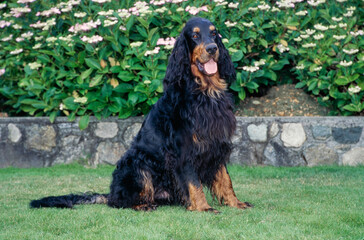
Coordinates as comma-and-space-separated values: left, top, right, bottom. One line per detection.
30, 18, 237, 210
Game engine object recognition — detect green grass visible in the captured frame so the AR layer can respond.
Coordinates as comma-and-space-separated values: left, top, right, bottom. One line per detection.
0, 164, 363, 240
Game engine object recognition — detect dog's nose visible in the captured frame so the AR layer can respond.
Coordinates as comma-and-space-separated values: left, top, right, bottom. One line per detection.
206, 44, 217, 55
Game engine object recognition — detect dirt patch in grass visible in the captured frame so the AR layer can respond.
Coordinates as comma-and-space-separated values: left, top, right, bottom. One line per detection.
235, 84, 331, 117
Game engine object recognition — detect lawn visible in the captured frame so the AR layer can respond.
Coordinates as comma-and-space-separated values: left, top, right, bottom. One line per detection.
0, 164, 363, 240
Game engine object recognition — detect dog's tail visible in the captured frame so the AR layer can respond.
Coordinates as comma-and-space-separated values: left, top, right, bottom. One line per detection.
30, 192, 108, 209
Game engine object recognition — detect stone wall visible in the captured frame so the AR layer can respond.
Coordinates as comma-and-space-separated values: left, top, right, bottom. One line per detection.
0, 116, 363, 168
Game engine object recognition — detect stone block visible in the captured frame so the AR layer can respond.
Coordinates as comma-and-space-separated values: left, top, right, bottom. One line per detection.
263, 140, 305, 166
124, 123, 142, 147
332, 127, 362, 144
95, 142, 126, 165
95, 122, 118, 139
303, 144, 338, 166
342, 147, 364, 166
281, 123, 306, 147
247, 124, 267, 142
269, 122, 279, 138
8, 124, 22, 143
25, 125, 56, 152
53, 135, 91, 165
312, 125, 331, 140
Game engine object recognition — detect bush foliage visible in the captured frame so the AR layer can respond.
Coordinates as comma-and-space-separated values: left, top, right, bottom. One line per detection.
0, 0, 363, 128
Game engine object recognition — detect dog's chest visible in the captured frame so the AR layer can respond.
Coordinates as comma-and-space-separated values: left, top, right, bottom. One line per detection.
190, 95, 235, 145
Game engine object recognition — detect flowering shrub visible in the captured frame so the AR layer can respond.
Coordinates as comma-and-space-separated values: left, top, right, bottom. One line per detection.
0, 0, 363, 129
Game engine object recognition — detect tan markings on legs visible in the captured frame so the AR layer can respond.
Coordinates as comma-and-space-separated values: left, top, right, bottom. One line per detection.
139, 170, 154, 203
132, 170, 156, 211
212, 166, 252, 209
187, 183, 219, 213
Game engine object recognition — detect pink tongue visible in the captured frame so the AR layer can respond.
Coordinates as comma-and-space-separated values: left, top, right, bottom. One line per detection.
204, 59, 217, 75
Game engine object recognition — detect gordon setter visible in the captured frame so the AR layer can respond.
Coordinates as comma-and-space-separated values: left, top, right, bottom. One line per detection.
30, 18, 252, 213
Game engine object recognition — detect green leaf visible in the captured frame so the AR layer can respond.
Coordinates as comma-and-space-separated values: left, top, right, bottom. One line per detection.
81, 69, 93, 80
63, 97, 79, 110
343, 104, 361, 112
79, 115, 90, 130
136, 26, 148, 38
49, 111, 57, 123
259, 39, 268, 48
238, 89, 246, 100
85, 58, 101, 70
89, 75, 103, 87
271, 59, 289, 71
126, 15, 135, 31
231, 50, 243, 62
295, 82, 306, 88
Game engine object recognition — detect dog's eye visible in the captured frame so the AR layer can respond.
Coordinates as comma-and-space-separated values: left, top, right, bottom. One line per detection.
211, 31, 216, 37
192, 33, 199, 39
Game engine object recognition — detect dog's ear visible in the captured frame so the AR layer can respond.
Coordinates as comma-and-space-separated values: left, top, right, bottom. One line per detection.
216, 34, 236, 83
163, 31, 191, 91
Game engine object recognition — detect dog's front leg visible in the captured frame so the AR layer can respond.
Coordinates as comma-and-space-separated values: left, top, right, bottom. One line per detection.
211, 165, 253, 209
174, 162, 219, 213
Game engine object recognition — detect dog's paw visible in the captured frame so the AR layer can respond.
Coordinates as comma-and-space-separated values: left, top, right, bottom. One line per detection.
132, 204, 157, 211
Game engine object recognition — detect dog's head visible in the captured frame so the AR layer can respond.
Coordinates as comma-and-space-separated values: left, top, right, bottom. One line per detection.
164, 18, 235, 95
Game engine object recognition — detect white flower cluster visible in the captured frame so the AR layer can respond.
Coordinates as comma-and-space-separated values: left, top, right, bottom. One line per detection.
80, 35, 103, 44
313, 33, 324, 40
36, 7, 61, 17
1, 35, 13, 42
10, 48, 23, 55
333, 35, 346, 40
348, 86, 361, 94
129, 1, 152, 17
225, 21, 237, 27
17, 0, 37, 3
30, 18, 56, 31
296, 64, 304, 70
144, 47, 160, 56
339, 60, 353, 67
0, 69, 5, 76
33, 43, 42, 49
155, 6, 168, 13
98, 10, 114, 16
91, 0, 111, 3
74, 97, 88, 103
258, 3, 271, 11
157, 37, 176, 49
343, 49, 359, 55
130, 41, 143, 48
277, 44, 289, 53
242, 22, 254, 28
350, 30, 364, 37
307, 0, 325, 6
243, 66, 259, 72
314, 24, 328, 31
254, 59, 266, 67
295, 10, 308, 16
28, 62, 42, 70
21, 31, 33, 39
302, 43, 316, 48
69, 19, 101, 33
74, 12, 87, 18
104, 18, 118, 27
0, 20, 11, 29
10, 7, 31, 18
0, 3, 6, 9
228, 2, 239, 8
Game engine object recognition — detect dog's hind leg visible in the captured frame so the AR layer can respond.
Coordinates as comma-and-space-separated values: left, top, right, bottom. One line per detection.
211, 165, 253, 209
132, 170, 157, 211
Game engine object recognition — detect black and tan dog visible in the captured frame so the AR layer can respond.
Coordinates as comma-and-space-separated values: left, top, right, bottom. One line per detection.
30, 18, 252, 213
